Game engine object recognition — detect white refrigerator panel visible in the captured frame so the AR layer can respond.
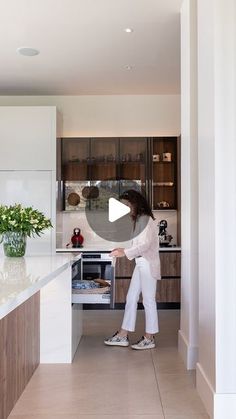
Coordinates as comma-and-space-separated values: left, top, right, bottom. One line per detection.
0, 106, 56, 170
0, 171, 55, 255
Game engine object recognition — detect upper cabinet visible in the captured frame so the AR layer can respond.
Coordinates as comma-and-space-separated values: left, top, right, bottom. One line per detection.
0, 106, 59, 171
90, 138, 118, 181
151, 137, 178, 210
62, 138, 89, 180
119, 137, 147, 187
59, 137, 179, 210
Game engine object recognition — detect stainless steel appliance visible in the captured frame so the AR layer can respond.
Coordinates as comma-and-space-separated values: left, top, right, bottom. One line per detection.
72, 252, 115, 308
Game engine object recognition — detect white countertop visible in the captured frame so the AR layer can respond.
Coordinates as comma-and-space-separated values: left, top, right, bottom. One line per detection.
0, 254, 80, 320
56, 246, 181, 253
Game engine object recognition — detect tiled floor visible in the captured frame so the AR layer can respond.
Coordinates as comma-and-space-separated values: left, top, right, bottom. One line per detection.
9, 310, 209, 419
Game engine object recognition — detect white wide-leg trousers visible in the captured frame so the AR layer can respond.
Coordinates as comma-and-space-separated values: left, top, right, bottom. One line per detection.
121, 257, 159, 334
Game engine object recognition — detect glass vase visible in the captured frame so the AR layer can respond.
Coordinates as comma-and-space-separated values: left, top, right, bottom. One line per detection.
2, 231, 27, 257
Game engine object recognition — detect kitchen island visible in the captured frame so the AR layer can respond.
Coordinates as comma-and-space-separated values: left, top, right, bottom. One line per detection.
0, 254, 82, 419
0, 254, 79, 319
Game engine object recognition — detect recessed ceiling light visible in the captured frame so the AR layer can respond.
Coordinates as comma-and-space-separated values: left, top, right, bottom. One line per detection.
17, 47, 40, 56
124, 28, 133, 33
124, 65, 133, 71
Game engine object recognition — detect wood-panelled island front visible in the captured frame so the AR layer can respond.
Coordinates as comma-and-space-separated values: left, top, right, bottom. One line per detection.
0, 293, 40, 419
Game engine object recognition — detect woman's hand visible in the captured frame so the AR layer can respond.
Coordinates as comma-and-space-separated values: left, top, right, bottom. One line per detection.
110, 248, 125, 257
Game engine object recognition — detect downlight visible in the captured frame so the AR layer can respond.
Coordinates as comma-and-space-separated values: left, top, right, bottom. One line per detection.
124, 28, 134, 33
17, 47, 40, 56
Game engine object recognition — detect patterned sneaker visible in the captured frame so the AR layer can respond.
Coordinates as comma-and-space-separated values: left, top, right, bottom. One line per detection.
104, 331, 129, 347
131, 336, 155, 350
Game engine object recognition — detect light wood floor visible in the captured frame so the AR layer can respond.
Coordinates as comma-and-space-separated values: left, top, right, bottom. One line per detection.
9, 309, 209, 419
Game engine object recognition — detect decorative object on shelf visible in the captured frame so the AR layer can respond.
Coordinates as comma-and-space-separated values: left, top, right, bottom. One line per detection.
162, 152, 172, 162
64, 181, 89, 210
0, 204, 52, 257
157, 201, 170, 209
81, 186, 90, 199
66, 227, 84, 248
82, 185, 99, 199
158, 219, 173, 247
67, 192, 80, 206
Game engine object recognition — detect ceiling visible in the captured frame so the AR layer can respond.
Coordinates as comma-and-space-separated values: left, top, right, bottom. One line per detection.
0, 0, 182, 95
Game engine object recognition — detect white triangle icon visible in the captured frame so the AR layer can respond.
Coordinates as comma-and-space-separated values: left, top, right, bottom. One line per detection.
108, 198, 130, 222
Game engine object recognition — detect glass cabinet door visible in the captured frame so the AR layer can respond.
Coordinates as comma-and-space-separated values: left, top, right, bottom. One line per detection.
62, 138, 90, 181
152, 137, 177, 210
119, 138, 147, 195
90, 138, 118, 181
60, 137, 178, 212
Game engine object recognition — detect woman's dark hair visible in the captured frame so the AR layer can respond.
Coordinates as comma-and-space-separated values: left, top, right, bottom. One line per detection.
119, 189, 155, 222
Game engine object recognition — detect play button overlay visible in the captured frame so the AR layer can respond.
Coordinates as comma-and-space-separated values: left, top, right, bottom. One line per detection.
108, 198, 130, 222
85, 180, 149, 242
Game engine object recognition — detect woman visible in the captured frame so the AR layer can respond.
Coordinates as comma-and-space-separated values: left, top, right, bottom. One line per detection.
104, 189, 161, 350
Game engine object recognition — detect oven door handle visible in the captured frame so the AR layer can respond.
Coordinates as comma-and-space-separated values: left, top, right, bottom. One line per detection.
110, 266, 115, 309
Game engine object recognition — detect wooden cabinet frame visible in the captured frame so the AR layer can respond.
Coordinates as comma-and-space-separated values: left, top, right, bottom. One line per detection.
115, 251, 181, 305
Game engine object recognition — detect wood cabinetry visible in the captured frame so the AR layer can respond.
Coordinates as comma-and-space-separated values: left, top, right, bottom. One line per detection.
0, 293, 40, 419
59, 136, 179, 211
115, 278, 132, 303
115, 258, 134, 304
61, 138, 147, 181
59, 137, 149, 210
159, 251, 181, 277
115, 251, 181, 304
152, 137, 178, 210
158, 251, 181, 302
115, 257, 135, 278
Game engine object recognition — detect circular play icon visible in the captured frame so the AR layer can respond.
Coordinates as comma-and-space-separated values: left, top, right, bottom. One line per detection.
84, 181, 149, 242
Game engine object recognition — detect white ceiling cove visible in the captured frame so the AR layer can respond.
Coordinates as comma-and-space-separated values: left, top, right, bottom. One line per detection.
0, 0, 182, 95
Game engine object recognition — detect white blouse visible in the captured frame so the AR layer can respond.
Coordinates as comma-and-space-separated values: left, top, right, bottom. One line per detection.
124, 215, 161, 280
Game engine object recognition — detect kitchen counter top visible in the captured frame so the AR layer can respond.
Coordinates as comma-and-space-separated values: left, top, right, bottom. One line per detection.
0, 254, 80, 320
56, 246, 181, 252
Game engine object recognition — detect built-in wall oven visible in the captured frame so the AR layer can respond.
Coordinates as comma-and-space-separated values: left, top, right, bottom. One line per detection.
72, 252, 115, 308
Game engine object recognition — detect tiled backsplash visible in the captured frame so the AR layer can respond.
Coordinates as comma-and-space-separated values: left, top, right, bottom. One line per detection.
56, 210, 178, 249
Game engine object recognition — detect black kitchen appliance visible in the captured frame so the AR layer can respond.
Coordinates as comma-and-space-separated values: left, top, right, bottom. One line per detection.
158, 219, 173, 247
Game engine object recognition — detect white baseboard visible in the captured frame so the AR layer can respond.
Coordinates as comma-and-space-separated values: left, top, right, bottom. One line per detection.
178, 329, 198, 369
197, 362, 236, 419
196, 362, 214, 418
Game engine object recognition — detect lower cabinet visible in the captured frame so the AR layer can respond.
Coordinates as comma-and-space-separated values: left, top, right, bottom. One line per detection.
115, 278, 132, 303
115, 258, 135, 303
158, 251, 181, 303
115, 251, 181, 304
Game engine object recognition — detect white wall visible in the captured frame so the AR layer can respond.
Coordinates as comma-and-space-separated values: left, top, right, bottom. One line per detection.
179, 0, 199, 370
197, 0, 216, 400
0, 95, 180, 137
196, 0, 236, 417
